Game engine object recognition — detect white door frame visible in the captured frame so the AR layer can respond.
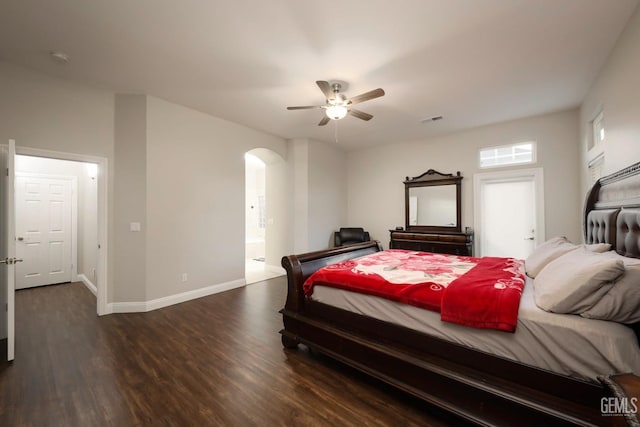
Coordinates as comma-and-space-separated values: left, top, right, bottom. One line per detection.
16, 172, 78, 285
473, 167, 545, 257
16, 146, 109, 316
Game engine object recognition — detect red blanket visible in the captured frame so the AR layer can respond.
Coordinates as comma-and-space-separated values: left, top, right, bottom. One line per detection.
303, 249, 525, 332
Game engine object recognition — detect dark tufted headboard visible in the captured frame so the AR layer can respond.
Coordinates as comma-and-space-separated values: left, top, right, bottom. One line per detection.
616, 209, 640, 258
584, 161, 640, 259
585, 208, 619, 245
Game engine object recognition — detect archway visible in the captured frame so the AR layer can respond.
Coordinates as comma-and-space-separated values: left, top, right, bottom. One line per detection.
244, 148, 287, 284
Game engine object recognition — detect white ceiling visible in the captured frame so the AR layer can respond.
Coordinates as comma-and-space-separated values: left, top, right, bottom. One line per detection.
0, 0, 637, 150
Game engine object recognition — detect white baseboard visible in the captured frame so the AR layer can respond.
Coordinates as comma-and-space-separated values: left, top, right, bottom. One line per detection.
107, 278, 246, 314
78, 273, 97, 296
107, 301, 146, 313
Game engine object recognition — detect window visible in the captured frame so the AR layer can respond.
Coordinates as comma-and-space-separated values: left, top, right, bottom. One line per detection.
589, 111, 605, 151
479, 142, 536, 168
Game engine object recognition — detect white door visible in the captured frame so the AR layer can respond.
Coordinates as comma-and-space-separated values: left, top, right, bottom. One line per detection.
474, 168, 545, 259
1, 140, 19, 361
15, 175, 72, 289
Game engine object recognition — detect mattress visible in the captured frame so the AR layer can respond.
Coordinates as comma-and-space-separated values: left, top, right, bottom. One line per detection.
312, 276, 640, 382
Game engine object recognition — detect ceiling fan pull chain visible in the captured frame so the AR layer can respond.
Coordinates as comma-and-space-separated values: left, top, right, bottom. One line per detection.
334, 120, 339, 143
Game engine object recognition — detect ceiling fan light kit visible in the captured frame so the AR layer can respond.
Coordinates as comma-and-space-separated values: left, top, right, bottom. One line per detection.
287, 80, 385, 126
326, 104, 348, 120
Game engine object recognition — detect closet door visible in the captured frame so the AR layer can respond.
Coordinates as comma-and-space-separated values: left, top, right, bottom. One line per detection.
15, 175, 72, 289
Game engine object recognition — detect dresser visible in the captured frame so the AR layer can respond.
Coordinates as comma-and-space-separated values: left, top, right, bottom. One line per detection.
389, 229, 474, 256
394, 168, 473, 256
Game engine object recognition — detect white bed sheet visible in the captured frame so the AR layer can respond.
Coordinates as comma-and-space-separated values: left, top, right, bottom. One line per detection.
311, 276, 640, 382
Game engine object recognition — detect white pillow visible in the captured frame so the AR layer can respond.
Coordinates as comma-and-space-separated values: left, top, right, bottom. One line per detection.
534, 248, 625, 314
581, 252, 640, 323
525, 236, 579, 278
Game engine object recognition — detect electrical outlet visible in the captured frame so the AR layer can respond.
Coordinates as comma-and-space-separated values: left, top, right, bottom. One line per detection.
181, 273, 188, 282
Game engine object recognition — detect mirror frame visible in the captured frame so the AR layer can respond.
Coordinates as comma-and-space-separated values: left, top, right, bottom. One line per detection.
404, 169, 462, 232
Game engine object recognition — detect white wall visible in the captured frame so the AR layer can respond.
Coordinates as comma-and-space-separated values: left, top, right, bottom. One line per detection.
290, 139, 309, 253
348, 109, 581, 250
308, 139, 348, 250
80, 163, 99, 285
580, 5, 640, 191
288, 138, 348, 252
145, 96, 287, 301
265, 158, 290, 268
250, 147, 290, 270
113, 95, 147, 302
0, 63, 114, 160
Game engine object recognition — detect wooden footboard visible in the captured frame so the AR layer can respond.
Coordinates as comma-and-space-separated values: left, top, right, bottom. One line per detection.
280, 242, 610, 426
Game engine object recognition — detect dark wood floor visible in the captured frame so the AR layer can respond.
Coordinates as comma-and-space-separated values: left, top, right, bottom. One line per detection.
0, 278, 468, 426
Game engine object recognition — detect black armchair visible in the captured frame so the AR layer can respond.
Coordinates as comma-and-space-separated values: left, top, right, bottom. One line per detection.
334, 227, 371, 247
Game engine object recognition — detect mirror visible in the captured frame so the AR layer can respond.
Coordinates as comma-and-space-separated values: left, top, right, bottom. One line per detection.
404, 169, 462, 232
408, 186, 457, 227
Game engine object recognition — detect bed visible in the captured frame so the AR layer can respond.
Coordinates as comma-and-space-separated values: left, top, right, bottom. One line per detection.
280, 161, 640, 426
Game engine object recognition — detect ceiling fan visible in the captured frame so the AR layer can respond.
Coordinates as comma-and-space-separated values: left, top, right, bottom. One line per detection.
287, 80, 385, 126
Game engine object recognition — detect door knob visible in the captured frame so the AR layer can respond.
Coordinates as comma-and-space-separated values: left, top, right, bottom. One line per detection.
17, 237, 24, 241
523, 237, 534, 240
0, 257, 23, 264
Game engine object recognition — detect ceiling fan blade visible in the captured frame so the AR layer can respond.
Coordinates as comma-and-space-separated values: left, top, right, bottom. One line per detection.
287, 105, 322, 110
318, 115, 330, 126
316, 81, 333, 99
349, 109, 373, 121
348, 88, 385, 105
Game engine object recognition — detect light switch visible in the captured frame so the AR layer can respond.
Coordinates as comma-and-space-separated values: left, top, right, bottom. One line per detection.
130, 222, 141, 232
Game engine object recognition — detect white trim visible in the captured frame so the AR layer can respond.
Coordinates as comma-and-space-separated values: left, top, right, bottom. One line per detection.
590, 110, 605, 152
15, 146, 109, 316
107, 278, 246, 314
107, 301, 147, 313
588, 151, 605, 167
473, 167, 545, 257
78, 273, 97, 296
586, 106, 605, 159
15, 172, 79, 284
588, 153, 606, 185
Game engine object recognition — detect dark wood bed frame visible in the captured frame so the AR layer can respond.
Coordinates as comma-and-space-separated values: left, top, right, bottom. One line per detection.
280, 161, 640, 426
